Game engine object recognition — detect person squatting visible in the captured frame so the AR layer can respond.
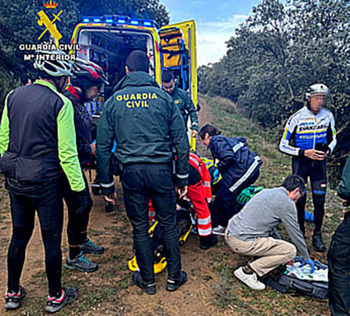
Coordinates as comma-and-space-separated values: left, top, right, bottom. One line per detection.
0, 48, 343, 315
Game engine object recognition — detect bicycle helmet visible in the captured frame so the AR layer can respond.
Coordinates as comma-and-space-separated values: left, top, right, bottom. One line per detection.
33, 50, 73, 77
72, 58, 109, 85
305, 83, 329, 98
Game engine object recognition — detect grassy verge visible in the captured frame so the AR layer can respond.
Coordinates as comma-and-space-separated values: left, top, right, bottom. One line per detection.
201, 94, 344, 315
0, 95, 345, 315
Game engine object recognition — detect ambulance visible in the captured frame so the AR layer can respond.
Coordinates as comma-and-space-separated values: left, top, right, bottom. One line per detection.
70, 15, 198, 149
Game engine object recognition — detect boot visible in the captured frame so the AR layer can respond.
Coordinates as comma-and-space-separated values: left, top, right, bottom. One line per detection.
199, 234, 218, 250
313, 231, 326, 252
132, 272, 156, 295
166, 271, 187, 291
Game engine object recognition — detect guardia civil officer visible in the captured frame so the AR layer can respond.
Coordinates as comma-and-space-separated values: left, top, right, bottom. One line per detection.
96, 50, 189, 295
162, 71, 199, 137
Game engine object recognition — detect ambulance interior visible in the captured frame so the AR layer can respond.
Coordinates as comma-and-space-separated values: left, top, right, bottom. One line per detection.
76, 29, 156, 116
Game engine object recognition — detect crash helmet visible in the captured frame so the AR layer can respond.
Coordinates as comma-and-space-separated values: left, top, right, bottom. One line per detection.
33, 50, 74, 77
305, 83, 329, 99
71, 58, 109, 86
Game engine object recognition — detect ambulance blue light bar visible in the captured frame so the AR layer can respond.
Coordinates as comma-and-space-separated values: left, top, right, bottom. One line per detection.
105, 16, 114, 23
81, 16, 155, 27
130, 19, 139, 25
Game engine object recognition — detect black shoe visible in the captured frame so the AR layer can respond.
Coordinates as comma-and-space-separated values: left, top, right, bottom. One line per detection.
166, 271, 187, 291
46, 288, 77, 314
313, 231, 326, 252
5, 285, 26, 310
132, 272, 156, 295
199, 234, 218, 250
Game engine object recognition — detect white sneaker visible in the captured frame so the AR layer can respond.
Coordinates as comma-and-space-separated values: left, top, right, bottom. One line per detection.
213, 225, 225, 234
234, 267, 266, 290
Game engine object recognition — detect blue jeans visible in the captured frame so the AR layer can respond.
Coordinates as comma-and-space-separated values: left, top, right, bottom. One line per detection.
121, 163, 181, 283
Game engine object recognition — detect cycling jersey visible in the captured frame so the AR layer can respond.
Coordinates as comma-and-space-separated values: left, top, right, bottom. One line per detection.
279, 106, 336, 156
64, 85, 93, 168
0, 80, 85, 192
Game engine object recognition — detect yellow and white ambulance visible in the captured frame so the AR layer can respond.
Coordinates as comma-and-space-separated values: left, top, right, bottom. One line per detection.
70, 16, 198, 149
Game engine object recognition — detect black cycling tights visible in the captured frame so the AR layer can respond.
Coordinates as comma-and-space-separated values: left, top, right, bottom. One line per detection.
7, 186, 63, 297
297, 193, 325, 235
292, 158, 327, 235
7, 227, 62, 296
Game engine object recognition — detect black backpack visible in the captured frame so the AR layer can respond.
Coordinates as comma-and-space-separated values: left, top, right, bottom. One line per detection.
278, 273, 328, 300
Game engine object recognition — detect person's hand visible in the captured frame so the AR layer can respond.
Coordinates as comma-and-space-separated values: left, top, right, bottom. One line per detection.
301, 258, 315, 274
191, 130, 198, 137
176, 186, 188, 199
104, 192, 117, 205
304, 149, 327, 161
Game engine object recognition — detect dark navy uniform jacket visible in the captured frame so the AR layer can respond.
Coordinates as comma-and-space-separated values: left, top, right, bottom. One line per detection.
209, 135, 262, 193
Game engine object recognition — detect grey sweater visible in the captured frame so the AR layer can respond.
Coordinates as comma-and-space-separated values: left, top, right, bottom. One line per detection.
227, 187, 310, 260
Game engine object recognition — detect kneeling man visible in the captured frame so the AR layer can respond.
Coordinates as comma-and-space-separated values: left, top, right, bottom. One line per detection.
225, 175, 314, 290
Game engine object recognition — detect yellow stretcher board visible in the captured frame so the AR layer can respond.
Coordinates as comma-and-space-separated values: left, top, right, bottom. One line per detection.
159, 20, 198, 151
127, 220, 192, 275
159, 20, 198, 110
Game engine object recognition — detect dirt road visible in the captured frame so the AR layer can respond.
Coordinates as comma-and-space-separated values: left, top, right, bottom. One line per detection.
0, 95, 331, 315
0, 97, 232, 316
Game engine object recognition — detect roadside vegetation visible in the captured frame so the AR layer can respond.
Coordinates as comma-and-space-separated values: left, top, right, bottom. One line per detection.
0, 95, 341, 315
199, 0, 350, 181
200, 95, 343, 315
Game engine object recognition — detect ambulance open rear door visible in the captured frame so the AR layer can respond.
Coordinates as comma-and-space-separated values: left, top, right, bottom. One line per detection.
159, 20, 198, 151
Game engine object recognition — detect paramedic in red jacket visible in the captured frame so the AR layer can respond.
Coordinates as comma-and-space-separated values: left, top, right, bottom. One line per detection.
185, 153, 218, 249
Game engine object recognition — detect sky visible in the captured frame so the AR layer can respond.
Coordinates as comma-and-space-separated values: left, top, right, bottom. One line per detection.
160, 0, 262, 66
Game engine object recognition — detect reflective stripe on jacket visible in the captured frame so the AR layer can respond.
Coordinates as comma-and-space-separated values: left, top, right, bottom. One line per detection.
209, 135, 262, 192
189, 152, 212, 203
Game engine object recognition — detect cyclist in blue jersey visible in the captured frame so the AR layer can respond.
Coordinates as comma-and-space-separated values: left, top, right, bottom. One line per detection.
279, 83, 337, 252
